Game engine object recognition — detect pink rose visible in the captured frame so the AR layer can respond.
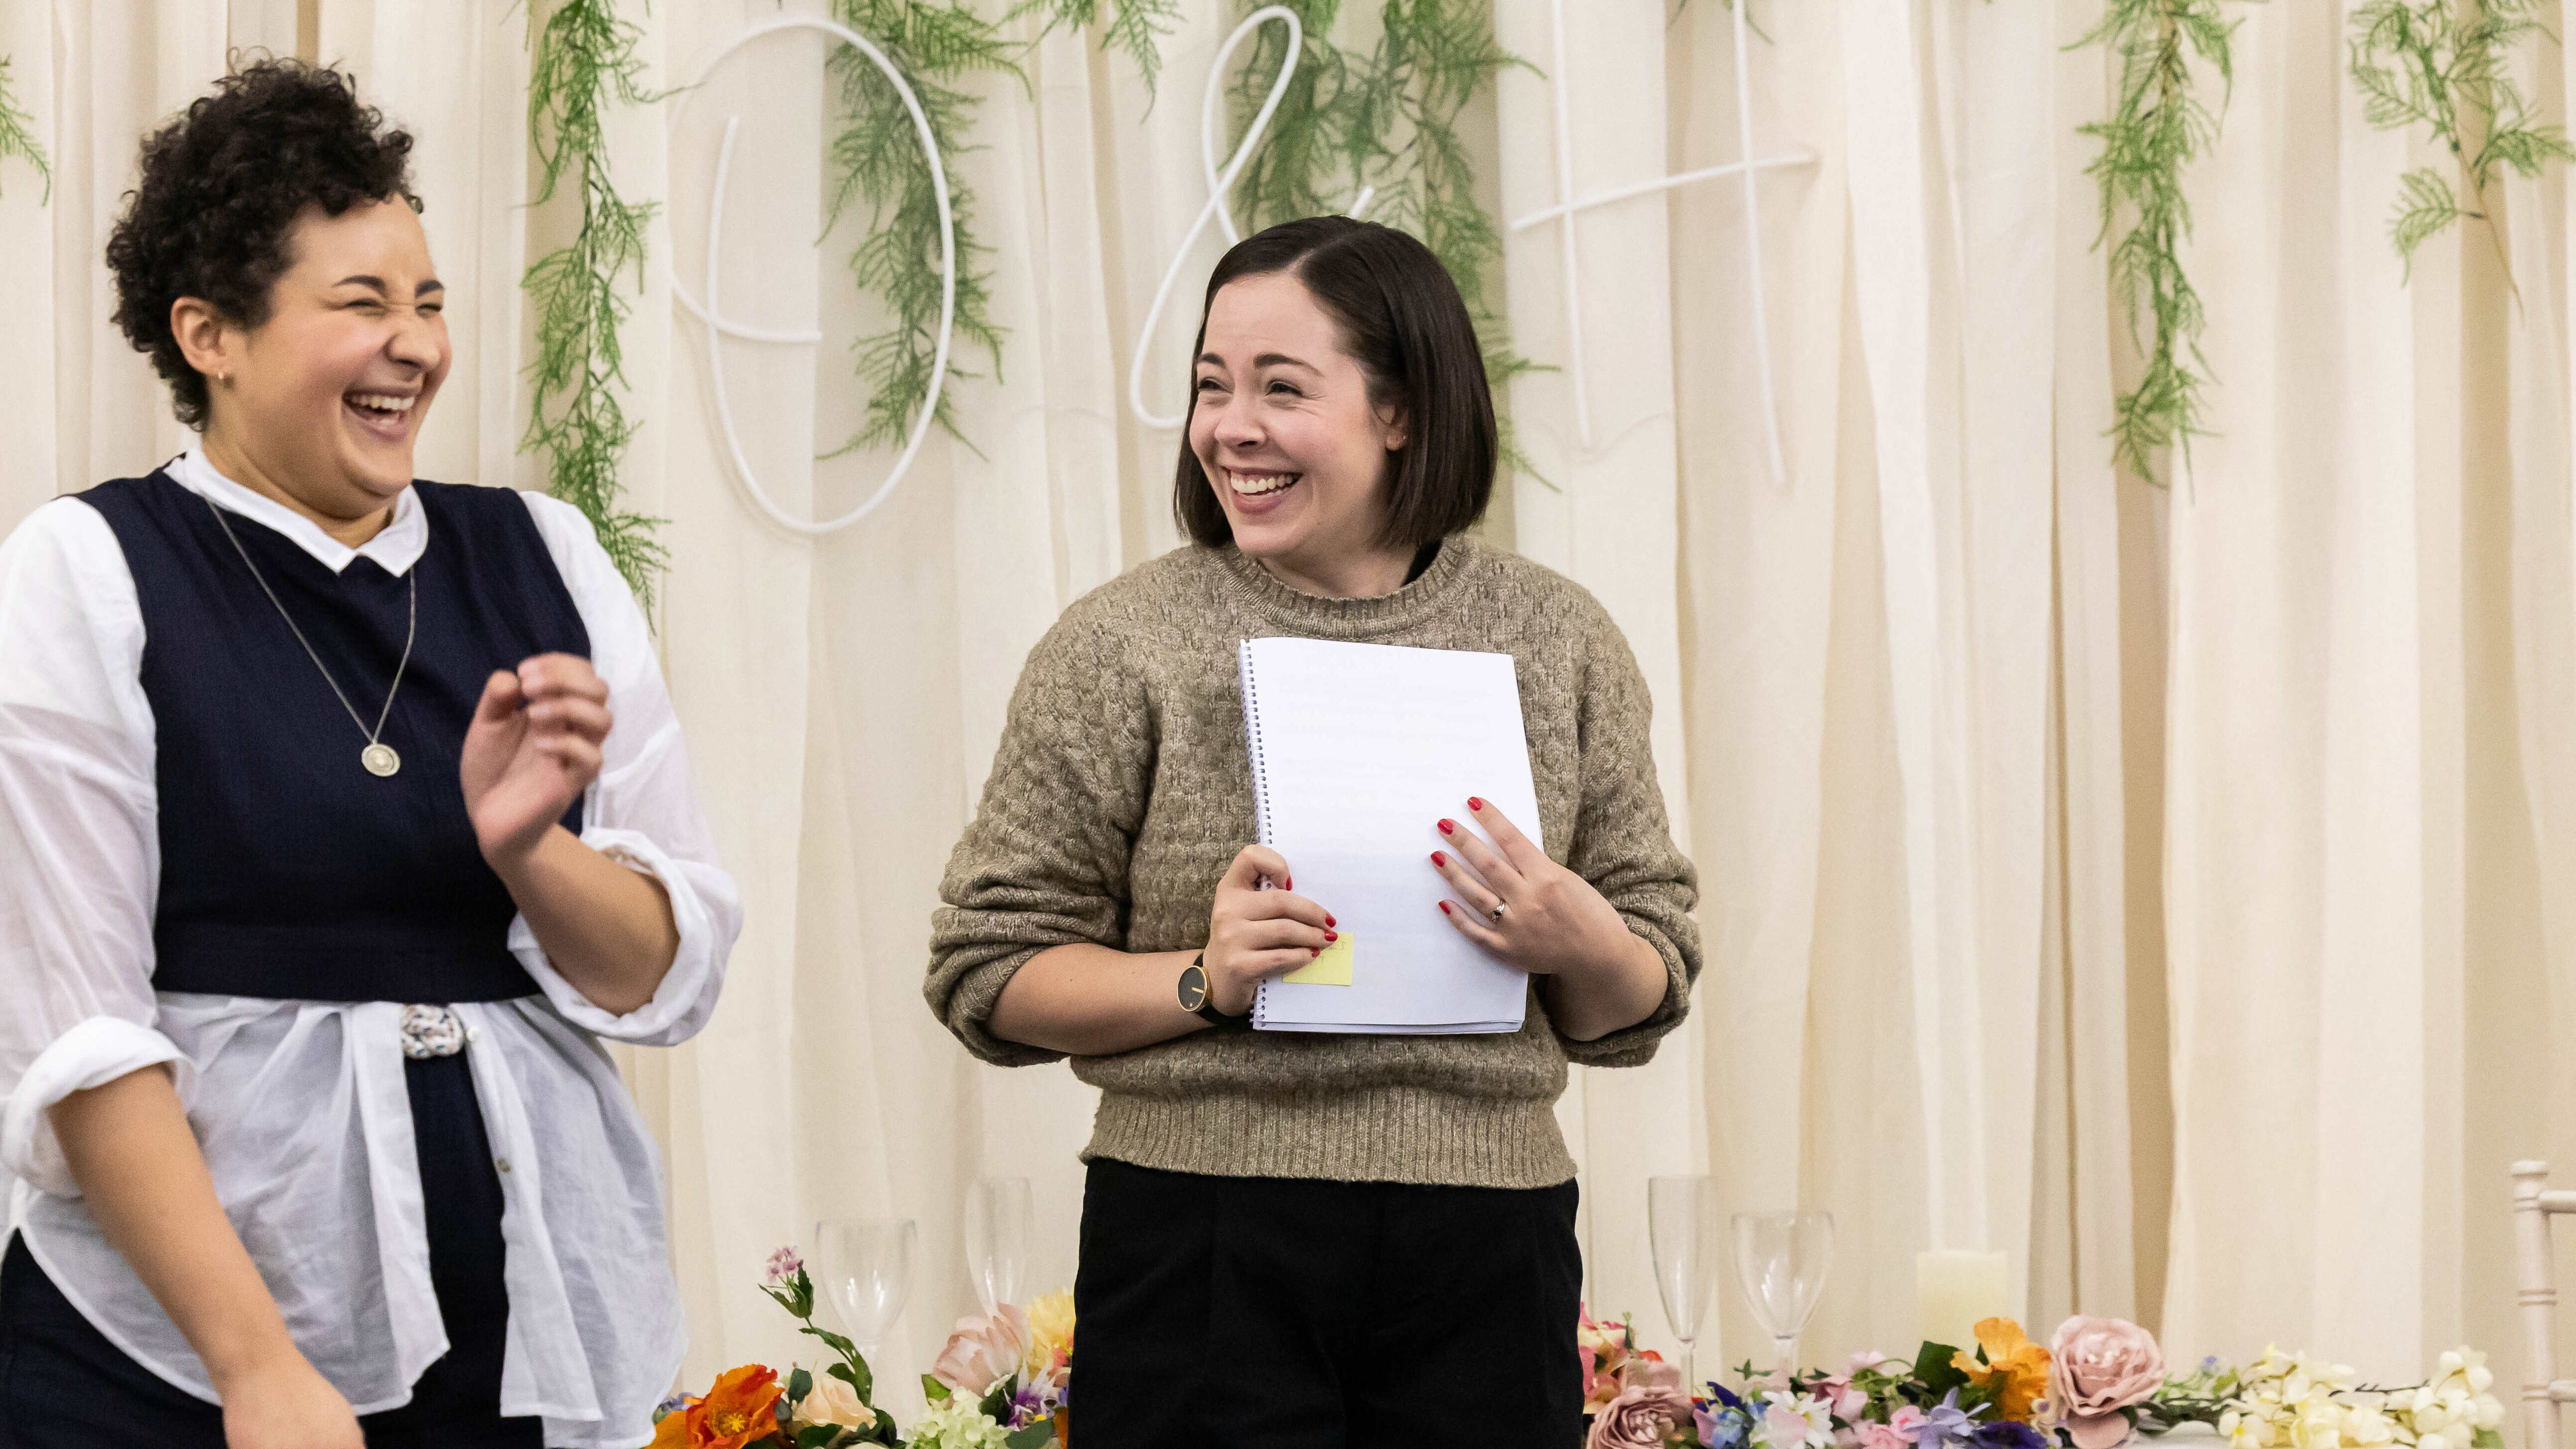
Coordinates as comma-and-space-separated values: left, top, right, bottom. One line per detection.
2048, 1317, 2165, 1449
1623, 1357, 1686, 1396
1587, 1384, 1697, 1449
932, 1303, 1030, 1397
1857, 1423, 1910, 1449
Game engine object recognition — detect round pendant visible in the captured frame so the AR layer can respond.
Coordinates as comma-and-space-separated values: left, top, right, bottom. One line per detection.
361, 742, 401, 777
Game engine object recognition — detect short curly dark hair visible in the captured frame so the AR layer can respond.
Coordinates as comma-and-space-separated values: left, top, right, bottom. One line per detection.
106, 56, 418, 428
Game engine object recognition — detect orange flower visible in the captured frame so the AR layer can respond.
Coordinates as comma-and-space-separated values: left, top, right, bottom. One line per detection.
1955, 1317, 2053, 1422
655, 1366, 786, 1449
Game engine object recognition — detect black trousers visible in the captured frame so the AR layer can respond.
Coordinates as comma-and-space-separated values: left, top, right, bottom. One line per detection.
1072, 1157, 1585, 1449
0, 1054, 543, 1449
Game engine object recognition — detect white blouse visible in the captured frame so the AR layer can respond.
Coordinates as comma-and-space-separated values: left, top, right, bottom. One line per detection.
0, 449, 741, 1448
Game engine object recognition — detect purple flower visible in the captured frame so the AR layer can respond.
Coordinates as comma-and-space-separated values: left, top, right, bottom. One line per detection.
764, 1245, 804, 1286
1906, 1390, 1981, 1449
1972, 1421, 2047, 1449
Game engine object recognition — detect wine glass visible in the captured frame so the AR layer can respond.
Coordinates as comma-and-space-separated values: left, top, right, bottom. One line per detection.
814, 1217, 917, 1380
964, 1177, 1032, 1319
1649, 1176, 1722, 1391
1731, 1210, 1833, 1376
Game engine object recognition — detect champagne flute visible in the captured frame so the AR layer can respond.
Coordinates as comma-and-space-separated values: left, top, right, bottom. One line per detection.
814, 1217, 917, 1386
964, 1177, 1032, 1319
1649, 1176, 1722, 1392
1731, 1211, 1833, 1376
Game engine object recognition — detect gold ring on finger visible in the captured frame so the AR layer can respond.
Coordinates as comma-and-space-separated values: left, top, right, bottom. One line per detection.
1490, 903, 1507, 923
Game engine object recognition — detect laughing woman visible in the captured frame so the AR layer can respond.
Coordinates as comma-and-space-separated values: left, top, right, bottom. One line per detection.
926, 216, 1702, 1448
0, 61, 739, 1448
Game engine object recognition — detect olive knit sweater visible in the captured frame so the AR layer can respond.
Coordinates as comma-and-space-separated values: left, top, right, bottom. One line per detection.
924, 536, 1701, 1188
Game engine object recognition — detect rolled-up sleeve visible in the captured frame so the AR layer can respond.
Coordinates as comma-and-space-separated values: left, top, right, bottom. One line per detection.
0, 500, 191, 1196
927, 604, 1151, 1068
1555, 605, 1702, 1068
514, 495, 741, 1048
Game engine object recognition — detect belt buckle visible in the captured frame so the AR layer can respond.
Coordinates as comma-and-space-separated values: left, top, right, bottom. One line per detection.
399, 1004, 466, 1059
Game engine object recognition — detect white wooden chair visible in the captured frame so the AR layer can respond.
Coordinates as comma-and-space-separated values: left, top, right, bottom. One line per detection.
2514, 1162, 2576, 1449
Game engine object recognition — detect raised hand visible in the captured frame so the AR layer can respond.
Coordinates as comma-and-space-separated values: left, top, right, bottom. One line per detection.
460, 652, 611, 869
1203, 843, 1337, 1015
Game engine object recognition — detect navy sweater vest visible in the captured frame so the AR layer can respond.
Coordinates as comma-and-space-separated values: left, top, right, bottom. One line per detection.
79, 471, 591, 1003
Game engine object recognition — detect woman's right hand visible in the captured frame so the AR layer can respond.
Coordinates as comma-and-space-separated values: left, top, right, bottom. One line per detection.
1203, 845, 1337, 1015
219, 1352, 364, 1449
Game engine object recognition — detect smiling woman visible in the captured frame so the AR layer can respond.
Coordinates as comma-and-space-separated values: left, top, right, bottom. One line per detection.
926, 216, 1701, 1449
0, 57, 741, 1449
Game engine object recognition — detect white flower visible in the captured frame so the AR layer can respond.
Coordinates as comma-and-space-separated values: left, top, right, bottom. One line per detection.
911, 1396, 1011, 1449
2343, 1403, 2397, 1447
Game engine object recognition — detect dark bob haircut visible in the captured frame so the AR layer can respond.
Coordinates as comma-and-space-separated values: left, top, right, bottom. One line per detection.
1174, 216, 1498, 550
106, 57, 418, 429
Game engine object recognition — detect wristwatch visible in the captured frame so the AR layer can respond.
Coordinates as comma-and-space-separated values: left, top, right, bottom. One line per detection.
1178, 953, 1253, 1030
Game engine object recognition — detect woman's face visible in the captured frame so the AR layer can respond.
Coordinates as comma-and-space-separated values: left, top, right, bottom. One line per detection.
1190, 273, 1407, 581
198, 199, 450, 521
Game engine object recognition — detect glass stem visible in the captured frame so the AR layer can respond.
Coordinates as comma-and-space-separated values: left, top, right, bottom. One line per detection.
1773, 1333, 1797, 1377
1679, 1339, 1694, 1397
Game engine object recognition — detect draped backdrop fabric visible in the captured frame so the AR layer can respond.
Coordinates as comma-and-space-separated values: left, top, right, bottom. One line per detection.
5, 0, 2576, 1422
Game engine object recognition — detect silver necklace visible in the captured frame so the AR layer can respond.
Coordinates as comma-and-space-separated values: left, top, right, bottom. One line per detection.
204, 496, 417, 778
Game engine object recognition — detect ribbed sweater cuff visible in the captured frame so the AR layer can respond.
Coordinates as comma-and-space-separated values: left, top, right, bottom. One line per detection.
1082, 1082, 1576, 1189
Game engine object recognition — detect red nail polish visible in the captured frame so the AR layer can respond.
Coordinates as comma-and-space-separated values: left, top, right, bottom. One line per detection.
1437, 819, 1455, 835
1431, 850, 1447, 867
1283, 876, 1292, 890
1324, 931, 1338, 942
1311, 947, 1322, 956
1326, 913, 1337, 927
1439, 901, 1452, 915
1468, 796, 1486, 811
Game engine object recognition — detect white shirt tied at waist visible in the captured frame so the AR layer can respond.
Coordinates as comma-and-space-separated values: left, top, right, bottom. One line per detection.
0, 449, 743, 1449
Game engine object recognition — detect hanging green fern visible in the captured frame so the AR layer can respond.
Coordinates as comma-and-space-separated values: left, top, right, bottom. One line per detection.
1228, 0, 1541, 476
819, 0, 1020, 456
2349, 0, 2573, 293
2079, 0, 2241, 486
522, 0, 667, 605
0, 56, 50, 202
1034, 0, 1182, 96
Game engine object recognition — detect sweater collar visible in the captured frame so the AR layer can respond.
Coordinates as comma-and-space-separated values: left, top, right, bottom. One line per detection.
1212, 534, 1482, 639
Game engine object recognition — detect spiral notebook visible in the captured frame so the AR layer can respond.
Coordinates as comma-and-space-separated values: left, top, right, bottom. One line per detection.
1238, 636, 1540, 1034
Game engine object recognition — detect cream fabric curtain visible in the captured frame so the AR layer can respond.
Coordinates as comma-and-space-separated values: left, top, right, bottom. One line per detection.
7, 0, 2576, 1424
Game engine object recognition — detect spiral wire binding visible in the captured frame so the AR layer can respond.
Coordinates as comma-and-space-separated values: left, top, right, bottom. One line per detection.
1238, 639, 1276, 1026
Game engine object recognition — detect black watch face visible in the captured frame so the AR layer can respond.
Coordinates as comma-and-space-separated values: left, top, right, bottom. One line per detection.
1178, 963, 1209, 1013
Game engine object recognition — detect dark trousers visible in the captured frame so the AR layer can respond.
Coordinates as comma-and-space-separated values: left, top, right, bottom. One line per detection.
0, 1054, 543, 1449
1073, 1157, 1585, 1449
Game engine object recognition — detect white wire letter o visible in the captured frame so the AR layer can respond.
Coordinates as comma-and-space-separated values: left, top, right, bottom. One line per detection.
670, 15, 957, 537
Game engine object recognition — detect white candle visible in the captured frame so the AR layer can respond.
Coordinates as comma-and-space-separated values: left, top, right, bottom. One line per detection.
1916, 1250, 2009, 1355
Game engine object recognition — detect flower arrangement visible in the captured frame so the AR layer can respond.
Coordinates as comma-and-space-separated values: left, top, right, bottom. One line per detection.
1579, 1311, 2506, 1449
647, 1247, 1069, 1449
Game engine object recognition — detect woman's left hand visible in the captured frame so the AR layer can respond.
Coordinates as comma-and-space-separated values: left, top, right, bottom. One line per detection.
462, 653, 611, 869
1429, 797, 1637, 979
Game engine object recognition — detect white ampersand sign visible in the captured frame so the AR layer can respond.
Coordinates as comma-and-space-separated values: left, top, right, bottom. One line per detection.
669, 15, 957, 537
1126, 5, 1377, 431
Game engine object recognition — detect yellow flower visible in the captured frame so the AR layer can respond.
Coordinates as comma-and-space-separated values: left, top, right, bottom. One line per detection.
1024, 1288, 1076, 1377
1955, 1318, 2054, 1422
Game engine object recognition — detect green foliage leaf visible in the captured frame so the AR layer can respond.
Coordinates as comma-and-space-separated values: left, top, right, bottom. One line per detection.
1035, 0, 1182, 94
797, 1428, 845, 1449
820, 0, 1018, 461
2391, 165, 2462, 266
979, 1381, 1016, 1423
2473, 1429, 2507, 1449
924, 1373, 954, 1401
789, 1366, 815, 1405
520, 0, 667, 606
1911, 1340, 1970, 1402
2348, 0, 2572, 296
1004, 1421, 1061, 1449
2079, 0, 2241, 485
828, 1357, 874, 1405
0, 56, 50, 204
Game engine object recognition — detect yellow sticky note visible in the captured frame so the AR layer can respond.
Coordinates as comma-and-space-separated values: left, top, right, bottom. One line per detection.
1282, 934, 1355, 986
